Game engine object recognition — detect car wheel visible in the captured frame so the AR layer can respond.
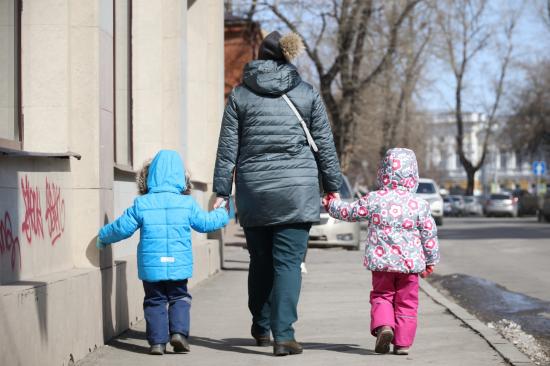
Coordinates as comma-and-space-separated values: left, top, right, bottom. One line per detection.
435, 217, 443, 226
347, 243, 360, 251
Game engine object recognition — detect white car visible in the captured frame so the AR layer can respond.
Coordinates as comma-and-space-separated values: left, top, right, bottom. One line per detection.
415, 178, 444, 226
309, 176, 361, 250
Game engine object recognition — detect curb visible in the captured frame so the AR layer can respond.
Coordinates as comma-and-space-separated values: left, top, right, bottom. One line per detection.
419, 279, 536, 366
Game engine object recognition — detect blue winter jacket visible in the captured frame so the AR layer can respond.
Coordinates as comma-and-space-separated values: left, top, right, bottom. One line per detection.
98, 150, 229, 282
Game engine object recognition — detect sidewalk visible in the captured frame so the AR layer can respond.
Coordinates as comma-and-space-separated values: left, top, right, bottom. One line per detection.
78, 225, 527, 366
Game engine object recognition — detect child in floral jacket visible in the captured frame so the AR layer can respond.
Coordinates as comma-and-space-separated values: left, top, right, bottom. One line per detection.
325, 148, 440, 355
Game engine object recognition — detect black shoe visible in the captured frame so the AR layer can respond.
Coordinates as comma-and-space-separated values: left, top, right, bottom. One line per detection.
273, 340, 303, 356
170, 333, 191, 353
149, 344, 165, 355
251, 325, 271, 347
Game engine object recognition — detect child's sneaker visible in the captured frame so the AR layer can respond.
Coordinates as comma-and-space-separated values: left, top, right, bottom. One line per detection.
149, 344, 165, 355
393, 346, 410, 355
170, 333, 190, 353
374, 326, 394, 354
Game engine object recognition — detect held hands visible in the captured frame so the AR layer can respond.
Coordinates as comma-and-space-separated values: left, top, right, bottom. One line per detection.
420, 265, 434, 278
322, 192, 340, 211
213, 197, 230, 213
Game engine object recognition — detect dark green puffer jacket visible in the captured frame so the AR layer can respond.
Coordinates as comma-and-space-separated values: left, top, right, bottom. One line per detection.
214, 60, 342, 227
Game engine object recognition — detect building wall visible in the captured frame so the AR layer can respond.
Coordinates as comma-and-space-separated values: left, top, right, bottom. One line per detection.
425, 112, 541, 194
0, 1, 224, 365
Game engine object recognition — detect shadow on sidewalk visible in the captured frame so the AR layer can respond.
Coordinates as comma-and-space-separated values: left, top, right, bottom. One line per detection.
191, 336, 270, 355
106, 330, 379, 357
191, 336, 378, 356
107, 329, 149, 355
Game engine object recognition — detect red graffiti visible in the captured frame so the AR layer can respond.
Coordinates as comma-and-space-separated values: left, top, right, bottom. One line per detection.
45, 178, 65, 246
0, 212, 21, 271
21, 175, 44, 244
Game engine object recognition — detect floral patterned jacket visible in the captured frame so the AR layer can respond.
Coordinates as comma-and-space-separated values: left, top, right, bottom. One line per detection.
328, 148, 440, 273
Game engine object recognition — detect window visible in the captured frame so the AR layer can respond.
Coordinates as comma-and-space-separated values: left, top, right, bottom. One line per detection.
0, 0, 21, 149
114, 0, 133, 166
500, 151, 507, 170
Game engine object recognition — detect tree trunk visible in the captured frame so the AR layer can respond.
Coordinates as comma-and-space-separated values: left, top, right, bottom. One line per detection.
465, 167, 476, 196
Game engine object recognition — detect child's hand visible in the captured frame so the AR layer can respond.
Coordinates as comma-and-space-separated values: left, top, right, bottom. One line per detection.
420, 265, 434, 278
96, 237, 107, 250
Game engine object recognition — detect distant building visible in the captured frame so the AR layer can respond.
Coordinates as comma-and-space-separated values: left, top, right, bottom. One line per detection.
425, 112, 536, 194
224, 13, 263, 100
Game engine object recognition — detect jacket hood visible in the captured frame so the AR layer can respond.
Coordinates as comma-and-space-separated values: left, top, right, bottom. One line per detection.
146, 150, 186, 194
243, 60, 301, 96
376, 148, 419, 192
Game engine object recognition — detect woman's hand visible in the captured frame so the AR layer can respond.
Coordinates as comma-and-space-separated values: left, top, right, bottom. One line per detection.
322, 192, 340, 210
213, 197, 226, 209
214, 197, 230, 213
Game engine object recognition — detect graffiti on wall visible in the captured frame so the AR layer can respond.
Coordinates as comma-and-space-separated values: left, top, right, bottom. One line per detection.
45, 178, 65, 246
21, 175, 44, 244
20, 175, 66, 247
0, 212, 21, 271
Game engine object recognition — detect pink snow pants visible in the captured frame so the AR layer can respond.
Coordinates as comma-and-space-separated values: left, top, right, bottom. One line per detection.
370, 271, 419, 347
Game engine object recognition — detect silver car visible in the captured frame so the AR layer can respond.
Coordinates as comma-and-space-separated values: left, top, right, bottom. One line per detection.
485, 193, 518, 217
309, 176, 361, 250
463, 196, 483, 216
415, 178, 444, 226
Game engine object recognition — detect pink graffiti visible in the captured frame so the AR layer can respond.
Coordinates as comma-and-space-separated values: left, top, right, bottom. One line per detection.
45, 178, 65, 246
0, 212, 21, 271
21, 175, 44, 244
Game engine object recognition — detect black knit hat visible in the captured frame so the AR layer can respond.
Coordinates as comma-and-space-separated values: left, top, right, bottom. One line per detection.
258, 31, 285, 62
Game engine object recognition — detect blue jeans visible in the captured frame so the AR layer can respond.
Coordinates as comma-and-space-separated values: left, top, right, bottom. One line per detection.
244, 223, 311, 341
142, 280, 192, 345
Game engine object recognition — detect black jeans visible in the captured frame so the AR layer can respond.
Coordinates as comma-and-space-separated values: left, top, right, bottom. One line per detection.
142, 279, 192, 345
244, 223, 311, 341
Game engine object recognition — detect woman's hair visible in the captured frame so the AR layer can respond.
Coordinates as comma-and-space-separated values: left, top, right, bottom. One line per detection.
136, 158, 193, 195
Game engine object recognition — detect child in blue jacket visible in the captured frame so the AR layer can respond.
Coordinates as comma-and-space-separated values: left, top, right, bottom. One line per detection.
97, 150, 229, 355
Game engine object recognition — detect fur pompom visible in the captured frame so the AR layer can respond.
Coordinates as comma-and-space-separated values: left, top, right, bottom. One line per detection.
279, 32, 305, 61
136, 159, 151, 195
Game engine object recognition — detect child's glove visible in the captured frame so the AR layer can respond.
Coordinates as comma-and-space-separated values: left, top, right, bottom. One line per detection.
420, 265, 434, 278
96, 237, 107, 250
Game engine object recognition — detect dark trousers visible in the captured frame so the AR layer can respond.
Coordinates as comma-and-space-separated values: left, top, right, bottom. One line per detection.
244, 223, 311, 342
142, 279, 192, 345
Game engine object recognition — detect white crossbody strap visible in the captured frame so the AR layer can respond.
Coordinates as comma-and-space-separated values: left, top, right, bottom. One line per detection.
282, 94, 319, 153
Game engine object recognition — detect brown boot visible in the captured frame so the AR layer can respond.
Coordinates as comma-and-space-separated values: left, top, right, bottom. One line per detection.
273, 340, 303, 356
394, 346, 410, 355
251, 325, 271, 347
374, 326, 394, 354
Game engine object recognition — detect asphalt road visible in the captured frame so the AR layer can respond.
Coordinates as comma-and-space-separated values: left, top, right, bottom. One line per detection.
427, 216, 550, 363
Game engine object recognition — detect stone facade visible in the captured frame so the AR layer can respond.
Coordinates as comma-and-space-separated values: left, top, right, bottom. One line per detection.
0, 1, 224, 365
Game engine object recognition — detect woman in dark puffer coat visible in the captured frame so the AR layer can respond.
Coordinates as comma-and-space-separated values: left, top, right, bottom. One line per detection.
213, 31, 342, 356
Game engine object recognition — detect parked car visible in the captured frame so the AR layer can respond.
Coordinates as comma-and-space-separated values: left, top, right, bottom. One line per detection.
538, 192, 550, 222
463, 196, 483, 216
512, 189, 538, 216
485, 193, 518, 217
443, 197, 456, 216
415, 178, 444, 226
449, 195, 466, 216
309, 176, 361, 250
